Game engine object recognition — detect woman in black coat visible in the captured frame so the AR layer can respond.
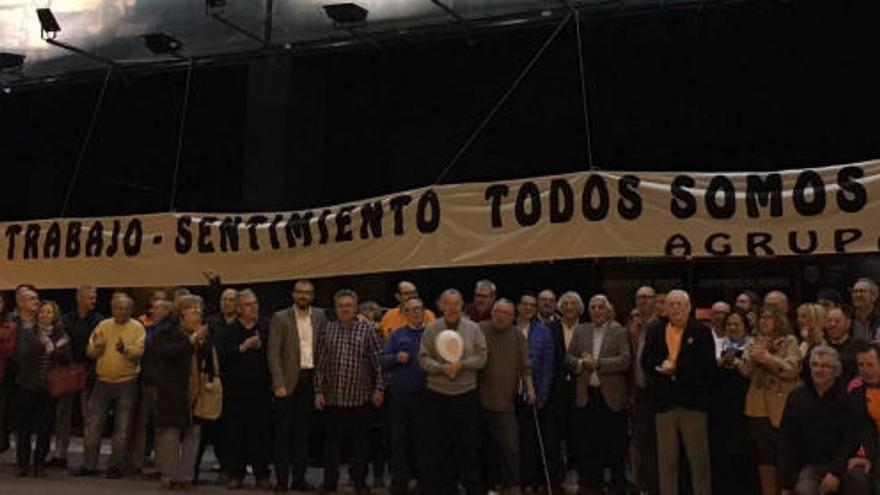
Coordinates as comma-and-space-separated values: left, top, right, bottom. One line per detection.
153, 295, 211, 490
710, 311, 758, 495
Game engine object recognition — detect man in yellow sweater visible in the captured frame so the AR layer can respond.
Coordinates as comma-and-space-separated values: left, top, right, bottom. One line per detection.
72, 294, 145, 478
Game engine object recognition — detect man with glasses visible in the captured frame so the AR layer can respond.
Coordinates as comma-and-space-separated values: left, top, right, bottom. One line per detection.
382, 296, 430, 495
379, 281, 436, 341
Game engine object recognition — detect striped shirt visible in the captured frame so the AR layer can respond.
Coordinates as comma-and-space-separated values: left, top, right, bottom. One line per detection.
315, 319, 384, 407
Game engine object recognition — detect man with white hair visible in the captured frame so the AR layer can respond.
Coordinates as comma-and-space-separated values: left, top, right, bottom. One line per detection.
419, 288, 487, 495
852, 278, 880, 343
764, 290, 790, 316
641, 289, 716, 495
779, 346, 867, 495
544, 291, 585, 493
710, 301, 732, 360
567, 294, 631, 494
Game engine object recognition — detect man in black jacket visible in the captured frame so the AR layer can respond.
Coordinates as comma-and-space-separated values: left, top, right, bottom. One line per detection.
780, 345, 871, 495
215, 289, 272, 490
641, 289, 715, 495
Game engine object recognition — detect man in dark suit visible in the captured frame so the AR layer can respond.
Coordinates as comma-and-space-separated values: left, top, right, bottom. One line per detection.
641, 289, 716, 495
268, 280, 329, 492
565, 294, 631, 495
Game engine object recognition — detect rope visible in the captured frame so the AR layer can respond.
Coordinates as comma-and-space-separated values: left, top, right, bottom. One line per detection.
169, 58, 195, 212
433, 12, 573, 185
59, 65, 114, 217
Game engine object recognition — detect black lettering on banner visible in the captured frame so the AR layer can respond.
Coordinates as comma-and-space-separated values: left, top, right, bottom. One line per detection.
389, 195, 412, 236
705, 176, 736, 219
5, 225, 21, 260
360, 201, 383, 239
417, 190, 441, 233
220, 216, 242, 252
834, 228, 862, 253
105, 220, 121, 257
66, 222, 82, 257
746, 174, 783, 218
582, 174, 609, 221
664, 234, 692, 256
618, 175, 642, 220
515, 182, 541, 227
792, 171, 826, 216
285, 212, 314, 247
175, 216, 193, 254
44, 222, 61, 259
85, 221, 104, 257
747, 232, 774, 256
123, 219, 142, 256
485, 184, 509, 228
317, 210, 331, 245
788, 230, 818, 255
837, 166, 867, 213
268, 214, 284, 250
23, 224, 40, 259
549, 179, 574, 223
671, 176, 697, 219
335, 208, 354, 243
247, 215, 267, 250
705, 233, 731, 256
198, 217, 217, 253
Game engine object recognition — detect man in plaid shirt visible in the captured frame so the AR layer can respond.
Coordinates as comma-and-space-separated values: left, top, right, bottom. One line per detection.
315, 289, 385, 494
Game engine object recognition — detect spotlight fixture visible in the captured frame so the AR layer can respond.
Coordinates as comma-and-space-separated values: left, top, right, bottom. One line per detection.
36, 8, 61, 39
0, 52, 25, 72
323, 3, 369, 26
144, 32, 184, 55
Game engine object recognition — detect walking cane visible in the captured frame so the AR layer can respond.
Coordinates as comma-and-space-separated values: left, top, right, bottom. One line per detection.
532, 405, 553, 495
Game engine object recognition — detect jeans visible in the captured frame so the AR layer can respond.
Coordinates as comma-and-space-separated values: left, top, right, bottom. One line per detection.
323, 404, 371, 490
155, 425, 201, 483
794, 465, 871, 495
656, 407, 712, 495
82, 379, 137, 471
422, 390, 482, 495
388, 388, 426, 491
128, 384, 158, 472
272, 369, 315, 488
54, 387, 92, 460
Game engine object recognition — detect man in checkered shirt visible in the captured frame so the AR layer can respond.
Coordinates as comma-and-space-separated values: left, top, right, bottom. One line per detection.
315, 288, 385, 494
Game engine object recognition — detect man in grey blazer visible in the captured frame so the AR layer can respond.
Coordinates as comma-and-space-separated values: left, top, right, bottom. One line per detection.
565, 294, 632, 495
268, 280, 329, 492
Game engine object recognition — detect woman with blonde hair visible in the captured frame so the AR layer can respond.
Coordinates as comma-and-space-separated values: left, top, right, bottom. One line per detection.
796, 303, 827, 359
738, 306, 801, 495
153, 294, 212, 490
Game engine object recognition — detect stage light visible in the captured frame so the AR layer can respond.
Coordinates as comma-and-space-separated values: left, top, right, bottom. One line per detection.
323, 3, 369, 26
0, 53, 25, 72
36, 8, 61, 40
144, 33, 184, 55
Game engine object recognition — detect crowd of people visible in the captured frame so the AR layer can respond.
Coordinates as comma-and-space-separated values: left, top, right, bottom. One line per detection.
1, 274, 880, 495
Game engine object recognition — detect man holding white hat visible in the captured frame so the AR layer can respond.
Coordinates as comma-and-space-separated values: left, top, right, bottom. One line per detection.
418, 288, 487, 495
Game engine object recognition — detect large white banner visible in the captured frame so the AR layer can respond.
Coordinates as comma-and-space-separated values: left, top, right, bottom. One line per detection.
1, 160, 878, 289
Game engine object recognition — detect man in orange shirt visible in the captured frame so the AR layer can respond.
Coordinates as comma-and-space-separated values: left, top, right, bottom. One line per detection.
379, 281, 435, 341
641, 289, 716, 495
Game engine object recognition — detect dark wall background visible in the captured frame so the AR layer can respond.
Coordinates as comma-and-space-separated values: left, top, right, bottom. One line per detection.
1, 0, 878, 313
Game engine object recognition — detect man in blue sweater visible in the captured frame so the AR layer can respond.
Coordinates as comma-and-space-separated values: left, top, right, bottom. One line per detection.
382, 297, 429, 495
